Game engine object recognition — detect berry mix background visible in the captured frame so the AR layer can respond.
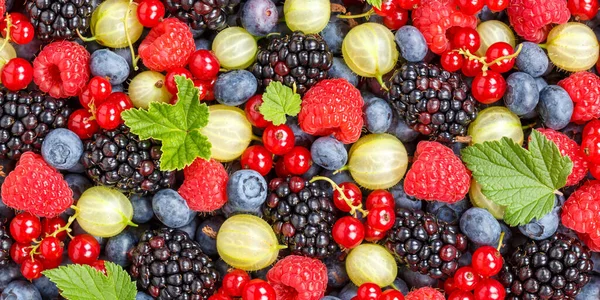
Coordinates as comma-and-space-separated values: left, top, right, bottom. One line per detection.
1, 0, 600, 299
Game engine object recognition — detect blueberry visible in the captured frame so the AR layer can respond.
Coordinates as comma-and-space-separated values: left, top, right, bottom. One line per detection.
195, 38, 212, 50
241, 0, 278, 36
395, 25, 428, 62
387, 113, 419, 142
576, 275, 600, 299
426, 198, 471, 224
1, 280, 42, 299
324, 258, 349, 288
537, 85, 573, 130
328, 57, 359, 87
311, 137, 348, 171
361, 91, 382, 106
364, 99, 393, 134
498, 223, 513, 254
322, 297, 342, 300
321, 17, 349, 55
515, 42, 549, 77
105, 230, 138, 267
591, 252, 600, 274
390, 181, 422, 211
65, 174, 92, 201
460, 207, 502, 246
518, 210, 559, 240
190, 28, 205, 39
301, 162, 322, 181
113, 48, 134, 71
90, 49, 130, 85
504, 72, 539, 116
112, 84, 124, 93
0, 262, 23, 291
13, 37, 43, 61
130, 195, 154, 224
195, 216, 225, 257
338, 283, 358, 300
287, 118, 315, 148
152, 189, 196, 228
214, 70, 258, 106
0, 196, 14, 220
33, 276, 59, 299
387, 277, 409, 295
136, 292, 155, 300
459, 250, 472, 267
477, 5, 497, 21
399, 266, 438, 289
535, 77, 548, 92
178, 216, 200, 238
226, 170, 268, 213
41, 128, 83, 170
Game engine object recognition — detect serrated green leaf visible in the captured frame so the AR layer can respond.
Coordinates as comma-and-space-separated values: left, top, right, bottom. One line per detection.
121, 76, 211, 171
105, 262, 137, 300
461, 130, 572, 226
366, 0, 383, 9
259, 81, 302, 125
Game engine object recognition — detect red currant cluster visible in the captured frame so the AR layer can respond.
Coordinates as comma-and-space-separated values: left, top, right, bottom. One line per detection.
167, 49, 220, 103
207, 269, 276, 300
371, 0, 416, 30
9, 211, 104, 280
0, 13, 36, 91
354, 283, 405, 300
442, 245, 505, 300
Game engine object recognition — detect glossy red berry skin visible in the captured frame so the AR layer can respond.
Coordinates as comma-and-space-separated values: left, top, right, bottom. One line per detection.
364, 226, 386, 242
455, 0, 485, 15
333, 182, 362, 212
448, 290, 475, 300
21, 258, 44, 280
485, 42, 515, 73
69, 109, 100, 139
332, 216, 365, 249
88, 76, 112, 102
366, 190, 395, 210
91, 260, 107, 275
209, 294, 232, 300
137, 0, 165, 27
396, 0, 420, 10
471, 71, 506, 104
245, 95, 272, 128
1, 58, 33, 91
590, 162, 600, 179
165, 68, 193, 94
241, 279, 276, 300
10, 242, 30, 264
40, 236, 63, 261
471, 246, 503, 277
454, 266, 481, 291
486, 0, 509, 11
68, 234, 101, 265
367, 205, 395, 232
95, 101, 123, 130
263, 124, 295, 155
444, 277, 458, 294
274, 158, 291, 178
583, 120, 600, 164
222, 269, 251, 297
473, 278, 505, 300
461, 58, 483, 77
241, 145, 273, 176
9, 19, 34, 45
383, 9, 409, 30
10, 212, 41, 244
357, 283, 382, 300
452, 28, 480, 53
283, 146, 312, 175
374, 0, 398, 16
568, 0, 599, 20
106, 92, 134, 111
195, 79, 216, 101
441, 51, 464, 72
188, 50, 220, 81
379, 289, 405, 300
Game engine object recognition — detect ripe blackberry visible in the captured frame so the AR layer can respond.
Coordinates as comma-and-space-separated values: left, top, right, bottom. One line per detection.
251, 31, 334, 95
386, 62, 478, 143
129, 228, 219, 299
25, 0, 97, 42
0, 89, 72, 161
262, 177, 339, 259
385, 208, 467, 279
81, 124, 175, 195
0, 219, 12, 268
163, 0, 241, 31
498, 234, 593, 300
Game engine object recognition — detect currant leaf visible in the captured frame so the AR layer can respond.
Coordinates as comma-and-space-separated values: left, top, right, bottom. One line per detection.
259, 81, 302, 125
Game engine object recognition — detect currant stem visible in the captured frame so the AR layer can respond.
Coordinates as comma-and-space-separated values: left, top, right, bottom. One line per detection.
309, 176, 369, 217
497, 231, 505, 251
337, 8, 374, 19
458, 43, 523, 75
251, 135, 262, 142
125, 0, 140, 71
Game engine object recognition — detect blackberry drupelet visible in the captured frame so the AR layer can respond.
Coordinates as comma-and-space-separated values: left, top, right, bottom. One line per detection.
0, 219, 12, 268
498, 234, 593, 300
0, 89, 72, 160
386, 62, 478, 143
385, 208, 468, 279
81, 124, 175, 195
163, 0, 241, 31
25, 0, 97, 42
129, 228, 219, 299
251, 31, 334, 95
262, 176, 339, 259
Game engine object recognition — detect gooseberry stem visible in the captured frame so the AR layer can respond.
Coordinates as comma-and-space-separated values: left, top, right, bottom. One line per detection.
458, 43, 524, 75
337, 8, 374, 19
309, 176, 369, 217
333, 165, 349, 174
76, 29, 98, 42
125, 0, 140, 71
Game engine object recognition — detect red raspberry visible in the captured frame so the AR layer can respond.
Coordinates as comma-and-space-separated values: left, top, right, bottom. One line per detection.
0, 0, 5, 17
578, 232, 600, 252
557, 72, 600, 124
266, 255, 327, 300
507, 0, 570, 43
32, 41, 90, 99
178, 158, 228, 212
139, 18, 195, 72
536, 129, 587, 186
412, 0, 477, 54
298, 79, 363, 144
405, 287, 445, 300
403, 141, 470, 203
1, 152, 73, 218
561, 180, 600, 247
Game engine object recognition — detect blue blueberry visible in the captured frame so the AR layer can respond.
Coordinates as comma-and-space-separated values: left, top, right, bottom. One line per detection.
152, 189, 196, 228
33, 276, 59, 299
460, 207, 501, 246
576, 275, 600, 299
395, 25, 428, 62
241, 0, 278, 36
1, 280, 42, 299
311, 137, 348, 171
324, 258, 349, 288
477, 5, 497, 21
361, 91, 381, 106
136, 292, 155, 300
338, 283, 358, 300
130, 195, 154, 224
41, 129, 83, 170
390, 181, 422, 211
190, 28, 205, 39
178, 216, 200, 239
0, 262, 23, 291
65, 174, 92, 201
535, 77, 548, 92
328, 57, 359, 87
13, 37, 43, 61
364, 99, 393, 134
387, 277, 409, 295
591, 252, 600, 274
320, 17, 349, 55
301, 161, 322, 181
537, 85, 574, 130
515, 42, 549, 77
399, 266, 438, 289
426, 198, 471, 224
499, 223, 513, 254
214, 70, 257, 106
287, 118, 315, 148
195, 216, 225, 257
113, 48, 134, 71
387, 114, 419, 142
0, 196, 14, 220
504, 72, 539, 116
226, 170, 268, 213
90, 49, 130, 85
105, 230, 138, 267
322, 297, 342, 300
459, 250, 472, 267
112, 84, 124, 93
518, 210, 559, 240
195, 38, 212, 50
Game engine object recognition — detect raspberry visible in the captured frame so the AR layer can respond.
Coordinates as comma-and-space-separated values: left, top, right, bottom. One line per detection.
0, 152, 72, 218
403, 141, 470, 203
139, 18, 195, 72
557, 71, 600, 124
266, 255, 328, 300
32, 41, 90, 99
298, 79, 364, 144
536, 128, 588, 186
507, 0, 570, 43
178, 158, 228, 212
578, 232, 600, 252
405, 287, 445, 300
561, 180, 600, 248
412, 0, 477, 54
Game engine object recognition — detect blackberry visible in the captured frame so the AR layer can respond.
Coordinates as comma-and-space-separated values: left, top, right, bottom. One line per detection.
498, 234, 593, 300
0, 219, 12, 268
262, 176, 339, 259
385, 208, 467, 279
25, 0, 97, 42
0, 89, 72, 161
251, 31, 334, 95
129, 228, 219, 299
386, 62, 478, 143
163, 0, 241, 31
81, 124, 175, 195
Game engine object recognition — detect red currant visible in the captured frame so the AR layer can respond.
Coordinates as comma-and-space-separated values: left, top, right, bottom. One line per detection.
68, 109, 100, 139
40, 255, 62, 269
367, 205, 395, 232
68, 234, 101, 265
95, 101, 123, 130
471, 70, 506, 104
395, 0, 420, 10
165, 68, 193, 94
374, 0, 398, 16
357, 283, 382, 300
486, 0, 508, 11
455, 0, 485, 15
364, 225, 386, 242
441, 51, 464, 72
79, 87, 94, 109
452, 28, 480, 53
241, 279, 276, 300
241, 145, 273, 176
106, 92, 134, 111
91, 260, 107, 275
195, 78, 216, 101
454, 266, 480, 291
10, 212, 41, 244
332, 216, 365, 249
137, 0, 165, 27
590, 162, 600, 179
244, 95, 272, 128
473, 278, 505, 300
461, 58, 483, 77
332, 182, 362, 212
21, 258, 44, 280
471, 246, 503, 277
379, 289, 405, 300
88, 76, 112, 102
263, 124, 295, 155
366, 190, 394, 210
209, 294, 232, 300
1, 58, 33, 91
274, 158, 291, 178
39, 236, 63, 261
448, 290, 475, 300
485, 42, 515, 73
222, 269, 251, 297
9, 19, 34, 45
383, 9, 409, 30
444, 277, 458, 294
568, 0, 598, 21
188, 50, 220, 81
283, 146, 312, 175
10, 242, 30, 264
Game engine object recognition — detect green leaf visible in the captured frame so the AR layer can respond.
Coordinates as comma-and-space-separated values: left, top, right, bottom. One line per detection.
43, 262, 136, 300
259, 81, 302, 125
461, 130, 573, 226
121, 76, 211, 171
366, 0, 383, 9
